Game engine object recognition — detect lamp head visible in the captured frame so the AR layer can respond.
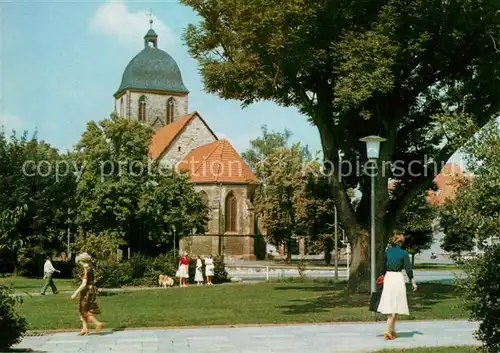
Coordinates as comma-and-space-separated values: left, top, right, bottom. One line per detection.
359, 135, 387, 159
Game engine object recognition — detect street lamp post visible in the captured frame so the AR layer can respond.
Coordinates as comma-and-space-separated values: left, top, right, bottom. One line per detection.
359, 135, 386, 304
172, 225, 177, 255
334, 205, 338, 280
67, 207, 72, 260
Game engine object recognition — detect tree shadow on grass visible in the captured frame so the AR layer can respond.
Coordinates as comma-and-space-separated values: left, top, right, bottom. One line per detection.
275, 283, 459, 316
272, 281, 346, 293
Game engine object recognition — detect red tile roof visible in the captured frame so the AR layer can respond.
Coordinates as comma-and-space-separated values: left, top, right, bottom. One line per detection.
149, 112, 218, 160
426, 163, 471, 206
177, 139, 258, 184
149, 112, 196, 160
388, 163, 470, 206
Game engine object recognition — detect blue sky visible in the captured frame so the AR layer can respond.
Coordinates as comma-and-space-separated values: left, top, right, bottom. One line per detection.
1, 0, 465, 166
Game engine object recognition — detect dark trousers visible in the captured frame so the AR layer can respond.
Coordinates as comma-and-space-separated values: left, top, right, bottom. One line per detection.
41, 272, 58, 294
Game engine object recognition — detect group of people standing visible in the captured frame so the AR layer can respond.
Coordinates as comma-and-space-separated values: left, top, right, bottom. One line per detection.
176, 252, 215, 287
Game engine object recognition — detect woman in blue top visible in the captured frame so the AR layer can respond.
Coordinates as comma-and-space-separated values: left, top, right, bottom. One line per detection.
377, 234, 418, 340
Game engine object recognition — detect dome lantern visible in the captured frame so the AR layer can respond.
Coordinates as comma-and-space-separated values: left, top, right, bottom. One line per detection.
144, 17, 158, 48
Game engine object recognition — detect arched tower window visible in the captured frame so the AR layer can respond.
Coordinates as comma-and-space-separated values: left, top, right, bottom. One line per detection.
198, 191, 209, 233
120, 97, 124, 117
138, 95, 147, 122
166, 98, 175, 124
225, 191, 237, 232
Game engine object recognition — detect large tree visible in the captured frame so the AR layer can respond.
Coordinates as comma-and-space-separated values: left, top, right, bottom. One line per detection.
255, 143, 308, 261
181, 0, 500, 291
244, 127, 338, 262
440, 119, 500, 258
0, 131, 74, 274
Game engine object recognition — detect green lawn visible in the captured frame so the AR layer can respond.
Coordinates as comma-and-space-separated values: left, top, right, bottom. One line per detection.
373, 347, 478, 353
14, 280, 468, 331
0, 276, 74, 293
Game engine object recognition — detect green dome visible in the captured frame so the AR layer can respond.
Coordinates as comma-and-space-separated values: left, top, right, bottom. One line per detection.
115, 32, 189, 95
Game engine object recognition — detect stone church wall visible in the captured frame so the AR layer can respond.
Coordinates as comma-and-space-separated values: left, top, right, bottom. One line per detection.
159, 115, 217, 167
116, 90, 188, 125
179, 183, 257, 260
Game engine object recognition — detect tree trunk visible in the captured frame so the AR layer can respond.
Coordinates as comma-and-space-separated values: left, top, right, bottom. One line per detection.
411, 253, 415, 266
346, 220, 389, 294
12, 249, 19, 276
285, 238, 292, 263
346, 230, 370, 293
324, 236, 333, 266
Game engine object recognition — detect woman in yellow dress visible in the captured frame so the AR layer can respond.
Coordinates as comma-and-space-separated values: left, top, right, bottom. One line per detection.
71, 252, 105, 335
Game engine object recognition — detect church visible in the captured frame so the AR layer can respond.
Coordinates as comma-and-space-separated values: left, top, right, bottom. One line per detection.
112, 22, 263, 260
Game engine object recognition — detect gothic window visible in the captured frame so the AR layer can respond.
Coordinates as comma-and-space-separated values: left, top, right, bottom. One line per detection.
225, 191, 237, 232
138, 95, 147, 122
120, 97, 124, 117
198, 191, 209, 233
166, 98, 175, 124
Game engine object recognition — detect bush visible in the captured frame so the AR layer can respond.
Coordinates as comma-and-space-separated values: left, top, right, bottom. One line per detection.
457, 244, 500, 353
213, 256, 229, 284
0, 285, 27, 350
73, 260, 132, 289
134, 253, 177, 287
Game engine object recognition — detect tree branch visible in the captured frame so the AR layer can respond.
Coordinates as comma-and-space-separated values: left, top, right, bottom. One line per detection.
386, 145, 455, 235
488, 32, 500, 53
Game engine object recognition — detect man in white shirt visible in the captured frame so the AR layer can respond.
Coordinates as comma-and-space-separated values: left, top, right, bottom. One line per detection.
40, 256, 60, 295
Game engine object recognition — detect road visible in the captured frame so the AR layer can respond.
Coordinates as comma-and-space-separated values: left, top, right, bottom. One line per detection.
227, 269, 462, 284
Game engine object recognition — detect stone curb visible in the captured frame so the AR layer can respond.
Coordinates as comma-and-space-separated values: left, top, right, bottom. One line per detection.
24, 319, 476, 336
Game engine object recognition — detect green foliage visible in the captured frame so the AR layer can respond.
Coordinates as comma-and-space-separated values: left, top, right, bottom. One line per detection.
440, 120, 500, 258
0, 131, 75, 275
93, 260, 133, 289
241, 125, 295, 181
211, 256, 229, 284
0, 285, 27, 350
396, 191, 437, 262
457, 244, 500, 353
255, 144, 309, 258
440, 186, 476, 258
244, 126, 338, 259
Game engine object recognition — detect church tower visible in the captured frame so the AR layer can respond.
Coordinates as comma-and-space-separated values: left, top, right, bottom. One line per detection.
113, 19, 189, 130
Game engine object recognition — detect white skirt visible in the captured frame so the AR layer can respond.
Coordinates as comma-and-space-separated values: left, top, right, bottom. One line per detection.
177, 264, 189, 278
195, 267, 204, 282
377, 271, 409, 315
205, 264, 214, 276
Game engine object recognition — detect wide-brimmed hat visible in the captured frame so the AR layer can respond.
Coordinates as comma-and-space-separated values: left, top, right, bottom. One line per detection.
75, 252, 92, 263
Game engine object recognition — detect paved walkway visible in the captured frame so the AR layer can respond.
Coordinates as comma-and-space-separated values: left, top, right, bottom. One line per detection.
14, 320, 478, 353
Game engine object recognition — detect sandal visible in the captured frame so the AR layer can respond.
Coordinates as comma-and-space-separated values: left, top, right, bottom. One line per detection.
383, 332, 395, 340
95, 322, 105, 333
77, 330, 89, 336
